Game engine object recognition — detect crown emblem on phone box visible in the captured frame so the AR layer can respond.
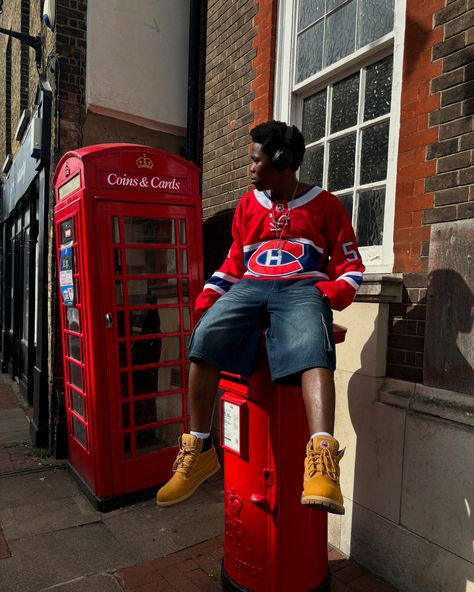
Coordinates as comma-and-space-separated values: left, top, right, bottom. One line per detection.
136, 153, 154, 169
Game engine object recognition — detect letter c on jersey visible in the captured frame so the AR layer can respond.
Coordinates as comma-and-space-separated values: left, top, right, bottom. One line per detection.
247, 240, 304, 276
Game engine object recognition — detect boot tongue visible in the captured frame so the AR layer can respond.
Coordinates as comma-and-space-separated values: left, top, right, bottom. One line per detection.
181, 434, 200, 449
313, 436, 338, 455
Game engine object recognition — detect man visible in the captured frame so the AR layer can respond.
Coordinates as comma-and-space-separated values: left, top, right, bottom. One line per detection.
156, 121, 364, 514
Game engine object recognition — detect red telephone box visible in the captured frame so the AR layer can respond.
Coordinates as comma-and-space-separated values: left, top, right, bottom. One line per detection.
220, 327, 346, 592
53, 144, 202, 507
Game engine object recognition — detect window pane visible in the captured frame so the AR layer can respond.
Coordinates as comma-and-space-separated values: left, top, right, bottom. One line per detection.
179, 220, 187, 244
127, 278, 178, 305
117, 311, 126, 337
112, 217, 120, 243
124, 433, 131, 458
357, 188, 385, 246
302, 90, 327, 143
300, 145, 324, 185
134, 394, 183, 427
328, 134, 356, 191
66, 307, 80, 332
364, 55, 393, 121
68, 334, 81, 361
328, 0, 346, 9
130, 308, 180, 335
122, 403, 130, 428
298, 0, 324, 31
132, 364, 182, 396
126, 248, 176, 275
131, 336, 180, 366
69, 362, 83, 390
115, 281, 124, 305
338, 194, 354, 222
331, 72, 359, 133
325, 1, 356, 67
71, 390, 84, 418
180, 250, 188, 274
72, 417, 87, 447
296, 21, 324, 83
360, 121, 390, 184
123, 218, 175, 244
358, 0, 394, 47
135, 422, 183, 456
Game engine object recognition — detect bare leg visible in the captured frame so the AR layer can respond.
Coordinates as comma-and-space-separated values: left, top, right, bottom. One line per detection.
188, 359, 221, 432
301, 367, 335, 435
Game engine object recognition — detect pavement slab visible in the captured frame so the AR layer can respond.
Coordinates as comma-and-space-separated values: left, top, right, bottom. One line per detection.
38, 573, 124, 592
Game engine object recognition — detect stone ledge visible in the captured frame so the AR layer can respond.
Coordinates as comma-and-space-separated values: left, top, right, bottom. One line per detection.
355, 274, 403, 303
379, 377, 474, 427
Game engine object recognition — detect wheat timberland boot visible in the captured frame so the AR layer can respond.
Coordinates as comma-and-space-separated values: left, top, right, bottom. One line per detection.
301, 435, 345, 514
156, 434, 221, 506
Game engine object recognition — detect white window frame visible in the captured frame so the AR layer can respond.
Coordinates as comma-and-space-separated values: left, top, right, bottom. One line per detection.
274, 0, 407, 273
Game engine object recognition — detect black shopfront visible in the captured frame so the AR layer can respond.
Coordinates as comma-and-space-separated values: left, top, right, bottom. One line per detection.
0, 83, 52, 446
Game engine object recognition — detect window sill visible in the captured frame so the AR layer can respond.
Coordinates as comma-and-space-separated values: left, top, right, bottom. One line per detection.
380, 378, 474, 428
355, 273, 403, 303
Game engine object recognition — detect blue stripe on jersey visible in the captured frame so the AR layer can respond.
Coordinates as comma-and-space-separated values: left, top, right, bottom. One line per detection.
204, 274, 235, 293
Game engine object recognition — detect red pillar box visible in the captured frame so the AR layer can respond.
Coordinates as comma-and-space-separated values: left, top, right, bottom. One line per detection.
220, 326, 347, 592
53, 144, 202, 509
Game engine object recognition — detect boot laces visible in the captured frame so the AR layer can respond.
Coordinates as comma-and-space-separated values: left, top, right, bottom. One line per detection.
307, 447, 339, 481
172, 439, 199, 475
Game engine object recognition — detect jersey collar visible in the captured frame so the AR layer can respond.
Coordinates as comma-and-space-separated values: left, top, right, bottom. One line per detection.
253, 185, 323, 210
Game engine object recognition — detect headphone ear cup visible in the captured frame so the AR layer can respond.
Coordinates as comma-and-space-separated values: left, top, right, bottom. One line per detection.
272, 147, 292, 171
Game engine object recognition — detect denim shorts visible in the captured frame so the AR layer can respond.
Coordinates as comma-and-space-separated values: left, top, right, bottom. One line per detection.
188, 279, 335, 386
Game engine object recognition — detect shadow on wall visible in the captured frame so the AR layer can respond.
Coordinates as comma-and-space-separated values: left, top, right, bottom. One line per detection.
424, 269, 474, 394
347, 269, 473, 591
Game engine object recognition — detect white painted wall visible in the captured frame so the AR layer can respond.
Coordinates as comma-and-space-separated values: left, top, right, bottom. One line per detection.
87, 0, 190, 134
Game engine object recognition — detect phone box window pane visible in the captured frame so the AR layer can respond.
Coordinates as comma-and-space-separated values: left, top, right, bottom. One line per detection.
69, 362, 83, 390
357, 189, 385, 246
115, 281, 124, 306
112, 217, 120, 243
68, 334, 81, 361
328, 134, 356, 191
132, 364, 182, 395
131, 337, 162, 366
134, 394, 183, 427
360, 121, 390, 184
365, 55, 393, 121
121, 373, 129, 398
114, 249, 122, 275
298, 0, 324, 31
296, 21, 324, 83
183, 308, 190, 331
358, 0, 394, 47
122, 403, 130, 428
119, 342, 127, 368
124, 218, 175, 244
302, 90, 327, 144
125, 248, 176, 275
325, 1, 356, 67
72, 417, 87, 447
181, 279, 189, 302
331, 73, 359, 133
117, 311, 126, 337
130, 308, 175, 335
128, 279, 178, 305
71, 390, 84, 417
66, 307, 80, 332
179, 220, 187, 244
180, 250, 188, 274
135, 422, 183, 456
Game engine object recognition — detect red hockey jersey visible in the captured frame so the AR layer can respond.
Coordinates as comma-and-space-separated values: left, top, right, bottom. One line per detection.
195, 186, 365, 313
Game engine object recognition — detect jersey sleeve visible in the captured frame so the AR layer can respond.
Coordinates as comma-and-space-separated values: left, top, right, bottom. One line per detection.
315, 195, 365, 311
194, 204, 246, 315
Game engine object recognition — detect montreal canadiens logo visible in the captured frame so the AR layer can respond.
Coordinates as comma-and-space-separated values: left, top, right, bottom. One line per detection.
247, 240, 305, 276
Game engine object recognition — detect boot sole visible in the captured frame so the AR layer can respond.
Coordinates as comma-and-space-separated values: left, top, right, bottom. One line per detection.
156, 464, 222, 507
301, 494, 345, 515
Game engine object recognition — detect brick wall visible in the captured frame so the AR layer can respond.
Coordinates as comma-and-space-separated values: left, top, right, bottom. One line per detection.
55, 0, 88, 156
201, 0, 257, 219
387, 0, 473, 383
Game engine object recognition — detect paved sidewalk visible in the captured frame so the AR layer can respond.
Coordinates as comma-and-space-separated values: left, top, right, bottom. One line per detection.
0, 375, 398, 592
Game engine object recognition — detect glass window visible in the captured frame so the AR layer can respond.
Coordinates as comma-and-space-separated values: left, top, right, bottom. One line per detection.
123, 217, 175, 244
300, 55, 393, 248
135, 422, 183, 456
295, 0, 394, 83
